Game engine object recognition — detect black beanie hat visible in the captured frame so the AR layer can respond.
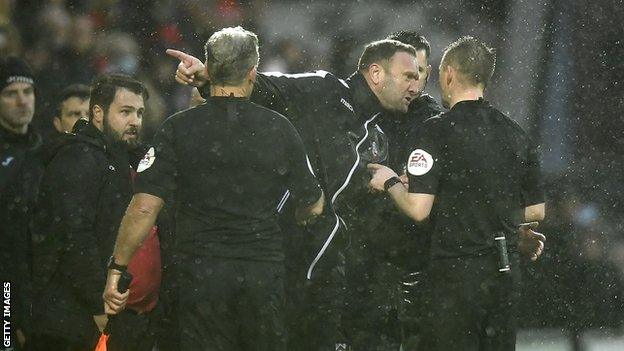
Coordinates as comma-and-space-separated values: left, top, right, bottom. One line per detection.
0, 56, 35, 92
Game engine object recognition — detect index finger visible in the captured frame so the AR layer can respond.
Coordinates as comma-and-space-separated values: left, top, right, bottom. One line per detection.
166, 49, 194, 65
367, 163, 383, 171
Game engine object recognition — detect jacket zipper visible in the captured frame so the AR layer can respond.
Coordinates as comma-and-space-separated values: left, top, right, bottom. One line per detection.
306, 112, 380, 279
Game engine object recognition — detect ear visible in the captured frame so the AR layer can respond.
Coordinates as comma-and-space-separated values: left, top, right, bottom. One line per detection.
445, 65, 454, 87
53, 117, 63, 133
248, 66, 257, 82
426, 64, 432, 79
368, 63, 385, 85
204, 61, 211, 82
92, 104, 104, 128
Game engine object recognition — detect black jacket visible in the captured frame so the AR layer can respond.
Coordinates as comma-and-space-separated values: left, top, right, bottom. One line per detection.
383, 93, 442, 172
344, 93, 443, 297
0, 124, 42, 335
202, 71, 389, 278
31, 122, 137, 343
370, 93, 442, 261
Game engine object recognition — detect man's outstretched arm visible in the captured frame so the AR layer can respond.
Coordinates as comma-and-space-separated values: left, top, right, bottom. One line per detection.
368, 163, 434, 223
102, 193, 164, 314
166, 48, 337, 117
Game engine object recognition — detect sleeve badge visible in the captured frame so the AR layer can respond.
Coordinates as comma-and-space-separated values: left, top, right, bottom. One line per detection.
407, 149, 434, 176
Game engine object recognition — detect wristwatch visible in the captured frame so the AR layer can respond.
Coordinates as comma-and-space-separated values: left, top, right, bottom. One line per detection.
107, 256, 127, 272
384, 176, 402, 191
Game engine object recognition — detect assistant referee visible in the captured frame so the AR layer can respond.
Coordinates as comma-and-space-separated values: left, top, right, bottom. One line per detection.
369, 36, 546, 350
102, 26, 324, 351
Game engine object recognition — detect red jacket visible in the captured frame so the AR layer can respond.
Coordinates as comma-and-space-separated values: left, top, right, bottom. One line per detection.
127, 226, 161, 313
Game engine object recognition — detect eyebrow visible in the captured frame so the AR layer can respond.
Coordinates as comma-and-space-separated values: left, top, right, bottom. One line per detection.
3, 87, 33, 93
405, 71, 418, 78
119, 105, 145, 110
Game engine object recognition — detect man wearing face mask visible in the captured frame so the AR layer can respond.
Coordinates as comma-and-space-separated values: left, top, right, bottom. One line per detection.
30, 74, 162, 351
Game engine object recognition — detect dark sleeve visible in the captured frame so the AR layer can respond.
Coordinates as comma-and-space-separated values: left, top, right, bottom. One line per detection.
407, 121, 443, 195
134, 120, 178, 200
201, 71, 334, 118
45, 146, 106, 314
0, 155, 39, 331
280, 117, 322, 207
521, 139, 545, 206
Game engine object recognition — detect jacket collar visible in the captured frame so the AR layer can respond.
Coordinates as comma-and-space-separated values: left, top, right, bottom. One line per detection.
0, 123, 42, 150
451, 97, 489, 111
346, 71, 385, 121
76, 120, 131, 156
75, 120, 108, 150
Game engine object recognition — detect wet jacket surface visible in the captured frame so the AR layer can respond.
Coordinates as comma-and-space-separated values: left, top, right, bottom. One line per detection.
31, 122, 138, 342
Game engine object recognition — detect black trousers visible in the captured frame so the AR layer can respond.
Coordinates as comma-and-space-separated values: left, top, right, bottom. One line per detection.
421, 254, 521, 351
285, 260, 347, 351
106, 305, 160, 351
28, 333, 97, 351
177, 257, 287, 351
280, 206, 349, 351
343, 255, 403, 351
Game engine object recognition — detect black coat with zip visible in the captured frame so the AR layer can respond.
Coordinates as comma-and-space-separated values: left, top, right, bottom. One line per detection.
30, 121, 139, 343
0, 124, 43, 339
202, 71, 389, 278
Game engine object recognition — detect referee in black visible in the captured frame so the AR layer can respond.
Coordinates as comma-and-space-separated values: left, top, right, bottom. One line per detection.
102, 26, 324, 351
368, 36, 546, 350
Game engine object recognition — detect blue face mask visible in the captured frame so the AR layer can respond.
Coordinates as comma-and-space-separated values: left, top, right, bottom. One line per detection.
117, 55, 138, 75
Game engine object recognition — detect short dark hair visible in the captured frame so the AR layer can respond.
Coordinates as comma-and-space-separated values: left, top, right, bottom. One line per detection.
88, 74, 148, 121
387, 31, 431, 60
56, 84, 90, 117
440, 36, 496, 88
357, 39, 417, 72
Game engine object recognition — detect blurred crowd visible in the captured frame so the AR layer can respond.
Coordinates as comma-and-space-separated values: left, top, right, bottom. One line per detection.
1, 0, 268, 139
1, 0, 623, 342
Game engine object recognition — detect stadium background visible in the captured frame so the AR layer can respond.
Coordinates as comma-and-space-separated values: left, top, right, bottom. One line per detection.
1, 0, 623, 349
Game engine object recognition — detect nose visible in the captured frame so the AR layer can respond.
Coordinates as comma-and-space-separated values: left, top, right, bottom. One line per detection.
408, 79, 419, 95
16, 91, 28, 105
128, 112, 142, 127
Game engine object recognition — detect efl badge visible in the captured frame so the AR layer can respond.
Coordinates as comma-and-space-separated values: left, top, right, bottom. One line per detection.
407, 149, 433, 176
137, 147, 156, 173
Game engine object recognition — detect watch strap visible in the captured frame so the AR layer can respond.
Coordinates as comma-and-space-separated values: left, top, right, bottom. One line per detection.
384, 176, 402, 191
107, 256, 127, 272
